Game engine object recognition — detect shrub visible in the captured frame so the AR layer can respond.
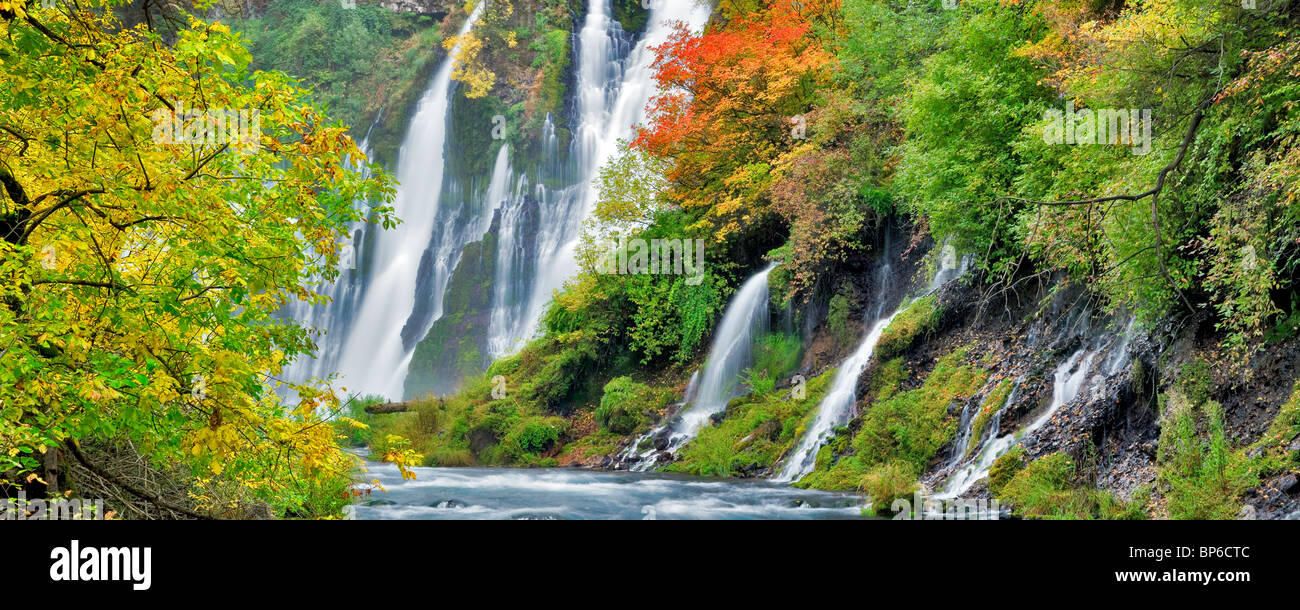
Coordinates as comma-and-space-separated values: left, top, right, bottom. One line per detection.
594, 376, 672, 434
862, 461, 918, 515
505, 416, 567, 457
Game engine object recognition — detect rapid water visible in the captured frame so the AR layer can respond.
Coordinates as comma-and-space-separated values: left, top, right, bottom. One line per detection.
318, 4, 486, 399
620, 265, 775, 470
935, 348, 1098, 499
489, 0, 713, 358
351, 460, 870, 520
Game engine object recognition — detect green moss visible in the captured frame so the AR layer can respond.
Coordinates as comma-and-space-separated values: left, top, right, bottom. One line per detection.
559, 430, 624, 461
611, 0, 651, 33
827, 285, 854, 349
986, 445, 1025, 496
668, 370, 833, 477
798, 348, 986, 492
870, 357, 906, 401
852, 347, 987, 474
1258, 379, 1300, 462
876, 295, 941, 360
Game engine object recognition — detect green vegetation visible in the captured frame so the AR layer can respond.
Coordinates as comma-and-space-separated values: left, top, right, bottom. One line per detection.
231, 0, 446, 166
668, 370, 833, 477
744, 332, 804, 396
969, 379, 1014, 456
797, 347, 987, 493
997, 452, 1145, 520
826, 285, 855, 349
876, 295, 940, 360
595, 376, 674, 434
986, 445, 1025, 496
860, 460, 918, 515
1156, 389, 1258, 519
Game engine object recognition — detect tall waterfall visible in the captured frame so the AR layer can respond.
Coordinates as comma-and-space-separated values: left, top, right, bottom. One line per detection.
621, 264, 776, 470
487, 0, 713, 358
286, 1, 715, 399
284, 4, 485, 400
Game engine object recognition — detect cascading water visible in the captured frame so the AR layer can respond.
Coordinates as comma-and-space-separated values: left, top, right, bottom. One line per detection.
290, 2, 713, 399
280, 132, 376, 388
776, 240, 970, 483
775, 313, 898, 483
314, 4, 485, 399
936, 348, 1098, 499
621, 265, 775, 470
487, 0, 713, 358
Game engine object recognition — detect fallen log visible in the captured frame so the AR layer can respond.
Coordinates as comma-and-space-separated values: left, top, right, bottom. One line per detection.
364, 401, 413, 415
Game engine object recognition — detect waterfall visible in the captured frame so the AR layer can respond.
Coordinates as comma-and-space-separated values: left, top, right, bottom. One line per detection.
621, 264, 776, 470
933, 315, 1137, 499
775, 241, 965, 483
288, 1, 713, 399
487, 0, 713, 358
774, 313, 898, 483
936, 348, 1098, 499
317, 4, 486, 400
280, 132, 376, 389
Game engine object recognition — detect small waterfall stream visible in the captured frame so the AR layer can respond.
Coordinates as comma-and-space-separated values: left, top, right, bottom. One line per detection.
936, 348, 1098, 499
621, 264, 775, 470
775, 240, 967, 483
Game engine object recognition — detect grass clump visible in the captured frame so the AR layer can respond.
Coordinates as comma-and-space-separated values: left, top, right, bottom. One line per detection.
876, 295, 940, 360
861, 460, 919, 514
986, 445, 1025, 496
1157, 390, 1258, 519
998, 452, 1145, 520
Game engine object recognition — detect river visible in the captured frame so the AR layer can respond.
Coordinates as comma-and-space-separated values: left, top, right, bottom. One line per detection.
350, 460, 873, 520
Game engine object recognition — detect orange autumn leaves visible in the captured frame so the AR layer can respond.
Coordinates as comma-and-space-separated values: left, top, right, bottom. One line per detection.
631, 0, 840, 243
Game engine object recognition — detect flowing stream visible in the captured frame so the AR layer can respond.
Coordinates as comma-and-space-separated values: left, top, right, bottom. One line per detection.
351, 459, 870, 520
